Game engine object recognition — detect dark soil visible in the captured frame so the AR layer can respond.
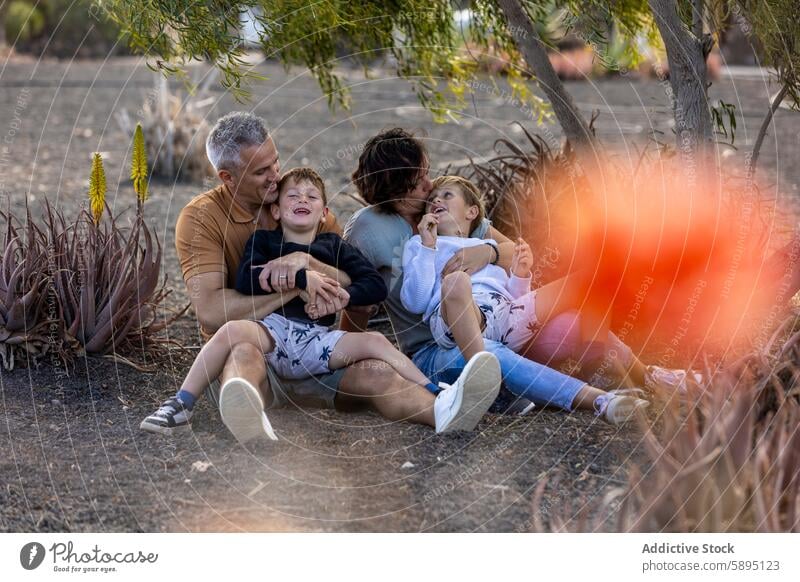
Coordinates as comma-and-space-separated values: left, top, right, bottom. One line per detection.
1, 55, 797, 532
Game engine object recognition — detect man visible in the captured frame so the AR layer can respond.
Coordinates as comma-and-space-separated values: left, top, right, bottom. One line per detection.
167, 112, 499, 442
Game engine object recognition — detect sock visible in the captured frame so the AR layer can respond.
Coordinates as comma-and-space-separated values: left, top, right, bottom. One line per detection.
425, 382, 442, 396
176, 390, 197, 410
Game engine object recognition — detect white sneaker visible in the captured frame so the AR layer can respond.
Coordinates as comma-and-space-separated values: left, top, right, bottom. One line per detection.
219, 377, 278, 443
594, 389, 650, 426
645, 365, 703, 395
435, 352, 501, 433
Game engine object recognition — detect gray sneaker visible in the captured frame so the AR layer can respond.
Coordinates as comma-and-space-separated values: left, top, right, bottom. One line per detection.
594, 389, 650, 426
645, 365, 704, 395
140, 397, 193, 435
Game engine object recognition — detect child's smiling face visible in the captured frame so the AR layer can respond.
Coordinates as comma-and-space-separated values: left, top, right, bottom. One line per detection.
271, 177, 328, 232
427, 184, 479, 237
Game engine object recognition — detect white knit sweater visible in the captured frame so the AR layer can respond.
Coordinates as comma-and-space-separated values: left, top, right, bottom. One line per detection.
400, 235, 532, 322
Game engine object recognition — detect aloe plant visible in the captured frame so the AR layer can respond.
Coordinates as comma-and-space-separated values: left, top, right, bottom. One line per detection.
0, 208, 62, 370
0, 126, 185, 371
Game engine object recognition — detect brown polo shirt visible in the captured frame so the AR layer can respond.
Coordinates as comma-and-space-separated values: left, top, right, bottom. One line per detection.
175, 182, 342, 299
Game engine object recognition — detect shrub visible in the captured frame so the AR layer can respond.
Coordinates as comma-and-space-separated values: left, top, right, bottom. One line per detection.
7, 0, 128, 58
4, 1, 45, 44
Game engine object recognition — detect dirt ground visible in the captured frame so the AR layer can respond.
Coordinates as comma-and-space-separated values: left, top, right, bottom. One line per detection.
1, 56, 797, 532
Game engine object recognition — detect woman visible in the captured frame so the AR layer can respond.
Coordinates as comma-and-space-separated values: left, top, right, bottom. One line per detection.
342, 128, 693, 424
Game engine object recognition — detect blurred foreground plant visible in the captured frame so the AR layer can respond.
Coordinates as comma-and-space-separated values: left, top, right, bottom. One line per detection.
533, 325, 800, 532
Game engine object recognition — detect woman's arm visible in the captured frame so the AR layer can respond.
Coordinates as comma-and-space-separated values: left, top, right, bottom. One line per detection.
440, 226, 516, 276
485, 226, 516, 271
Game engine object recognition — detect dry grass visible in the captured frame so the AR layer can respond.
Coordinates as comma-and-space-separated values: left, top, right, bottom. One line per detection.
116, 74, 215, 184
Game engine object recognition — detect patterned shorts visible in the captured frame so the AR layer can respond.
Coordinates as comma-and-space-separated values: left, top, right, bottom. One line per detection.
429, 290, 540, 352
258, 313, 346, 380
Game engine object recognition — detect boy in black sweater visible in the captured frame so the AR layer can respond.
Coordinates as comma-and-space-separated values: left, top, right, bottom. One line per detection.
141, 168, 499, 443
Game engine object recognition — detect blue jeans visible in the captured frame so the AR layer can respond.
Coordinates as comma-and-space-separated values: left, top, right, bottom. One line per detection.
411, 310, 636, 411
413, 340, 586, 411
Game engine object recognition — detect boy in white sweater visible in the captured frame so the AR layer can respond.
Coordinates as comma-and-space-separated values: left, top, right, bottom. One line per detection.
401, 175, 652, 424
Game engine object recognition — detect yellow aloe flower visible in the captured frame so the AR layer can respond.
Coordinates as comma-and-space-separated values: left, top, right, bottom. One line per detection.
88, 152, 106, 224
131, 123, 148, 204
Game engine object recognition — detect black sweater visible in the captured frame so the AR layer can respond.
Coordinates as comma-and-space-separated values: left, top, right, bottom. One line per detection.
235, 230, 387, 326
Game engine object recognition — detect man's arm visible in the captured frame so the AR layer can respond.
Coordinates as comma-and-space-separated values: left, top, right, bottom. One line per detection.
258, 252, 352, 292
187, 271, 298, 333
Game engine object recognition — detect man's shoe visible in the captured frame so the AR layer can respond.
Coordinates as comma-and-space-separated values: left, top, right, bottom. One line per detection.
139, 397, 193, 435
219, 377, 277, 443
435, 351, 501, 433
490, 387, 536, 416
594, 389, 649, 426
645, 365, 703, 395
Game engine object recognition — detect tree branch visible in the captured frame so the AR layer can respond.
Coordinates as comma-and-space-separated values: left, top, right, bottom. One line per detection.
749, 83, 789, 175
496, 0, 594, 148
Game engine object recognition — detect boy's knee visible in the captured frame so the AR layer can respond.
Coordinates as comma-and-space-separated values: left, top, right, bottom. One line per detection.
229, 341, 264, 364
441, 271, 471, 299
217, 320, 254, 343
364, 331, 391, 348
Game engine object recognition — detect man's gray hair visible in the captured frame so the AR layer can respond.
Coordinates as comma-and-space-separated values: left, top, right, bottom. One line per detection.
206, 112, 270, 172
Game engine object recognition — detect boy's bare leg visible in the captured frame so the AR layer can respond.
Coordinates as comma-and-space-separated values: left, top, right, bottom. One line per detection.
335, 360, 436, 426
440, 271, 485, 361
181, 321, 275, 397
329, 332, 432, 387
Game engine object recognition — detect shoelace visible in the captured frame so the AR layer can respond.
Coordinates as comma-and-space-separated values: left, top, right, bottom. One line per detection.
155, 400, 181, 418
594, 388, 645, 417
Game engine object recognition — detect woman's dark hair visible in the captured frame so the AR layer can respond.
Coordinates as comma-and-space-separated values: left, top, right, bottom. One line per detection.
351, 128, 428, 212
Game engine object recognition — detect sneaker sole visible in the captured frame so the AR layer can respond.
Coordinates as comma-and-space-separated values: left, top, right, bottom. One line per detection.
219, 378, 278, 443
440, 352, 501, 433
138, 420, 192, 436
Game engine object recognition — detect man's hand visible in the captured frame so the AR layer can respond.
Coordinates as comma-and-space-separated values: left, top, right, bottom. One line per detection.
511, 237, 533, 278
418, 213, 439, 248
253, 251, 309, 292
441, 243, 495, 276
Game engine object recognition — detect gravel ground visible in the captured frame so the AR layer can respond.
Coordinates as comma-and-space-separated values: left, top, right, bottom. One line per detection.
1, 55, 797, 532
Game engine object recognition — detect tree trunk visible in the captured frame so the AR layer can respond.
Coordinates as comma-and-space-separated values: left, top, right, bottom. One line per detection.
649, 0, 715, 162
496, 0, 594, 149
